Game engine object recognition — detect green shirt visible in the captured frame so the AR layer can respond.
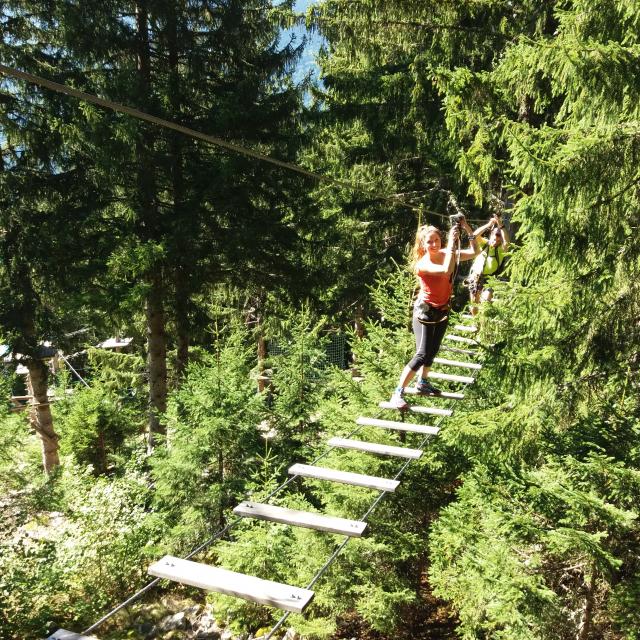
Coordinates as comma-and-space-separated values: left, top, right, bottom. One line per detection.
471, 237, 507, 276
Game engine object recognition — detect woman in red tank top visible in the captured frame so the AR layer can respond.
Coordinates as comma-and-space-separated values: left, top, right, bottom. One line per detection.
389, 219, 478, 409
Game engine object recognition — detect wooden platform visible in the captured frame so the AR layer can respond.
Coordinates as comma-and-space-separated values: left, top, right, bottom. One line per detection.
356, 416, 440, 435
46, 632, 96, 640
328, 436, 423, 459
148, 555, 314, 613
427, 371, 475, 384
403, 387, 465, 400
378, 401, 452, 417
432, 357, 482, 371
233, 501, 367, 537
288, 463, 400, 492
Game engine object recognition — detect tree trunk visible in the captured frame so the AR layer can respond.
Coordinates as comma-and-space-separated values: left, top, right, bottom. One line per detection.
146, 271, 168, 451
168, 1, 190, 383
174, 268, 190, 382
217, 448, 225, 529
26, 360, 60, 474
257, 330, 268, 392
136, 1, 167, 450
576, 570, 596, 640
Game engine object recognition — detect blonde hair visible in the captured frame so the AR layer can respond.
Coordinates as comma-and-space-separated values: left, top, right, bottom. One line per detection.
411, 225, 441, 273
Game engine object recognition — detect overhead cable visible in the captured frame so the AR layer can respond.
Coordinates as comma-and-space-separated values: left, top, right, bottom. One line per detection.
0, 63, 451, 220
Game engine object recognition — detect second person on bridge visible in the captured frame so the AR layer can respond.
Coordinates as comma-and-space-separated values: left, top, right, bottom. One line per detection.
389, 218, 478, 409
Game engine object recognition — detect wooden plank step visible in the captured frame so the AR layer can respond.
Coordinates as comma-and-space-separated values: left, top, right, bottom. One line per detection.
443, 334, 478, 345
328, 436, 423, 459
428, 371, 475, 384
289, 463, 399, 492
233, 501, 367, 537
47, 632, 96, 640
439, 344, 479, 357
461, 313, 474, 319
403, 387, 465, 400
454, 324, 477, 333
148, 555, 314, 613
356, 416, 440, 436
433, 357, 482, 371
378, 401, 452, 417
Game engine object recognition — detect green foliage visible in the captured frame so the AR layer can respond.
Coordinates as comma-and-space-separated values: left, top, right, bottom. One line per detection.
0, 463, 158, 640
54, 383, 143, 474
265, 306, 332, 460
151, 319, 265, 551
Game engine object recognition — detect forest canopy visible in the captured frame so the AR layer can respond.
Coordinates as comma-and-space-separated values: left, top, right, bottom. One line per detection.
1, 1, 639, 639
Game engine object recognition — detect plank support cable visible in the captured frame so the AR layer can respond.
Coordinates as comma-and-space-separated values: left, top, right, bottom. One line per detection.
263, 377, 474, 640
79, 407, 390, 636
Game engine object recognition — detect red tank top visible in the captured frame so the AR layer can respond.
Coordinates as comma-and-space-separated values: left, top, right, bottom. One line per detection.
417, 272, 452, 308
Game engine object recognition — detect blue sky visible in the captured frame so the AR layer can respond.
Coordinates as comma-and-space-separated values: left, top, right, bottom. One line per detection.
284, 0, 324, 85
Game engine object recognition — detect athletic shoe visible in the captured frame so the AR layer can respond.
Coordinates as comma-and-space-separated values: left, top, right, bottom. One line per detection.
388, 391, 408, 410
415, 380, 442, 396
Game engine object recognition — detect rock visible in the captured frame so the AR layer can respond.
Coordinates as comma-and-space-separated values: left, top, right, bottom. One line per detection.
193, 631, 221, 640
192, 610, 222, 639
183, 604, 203, 624
158, 611, 188, 633
283, 630, 300, 640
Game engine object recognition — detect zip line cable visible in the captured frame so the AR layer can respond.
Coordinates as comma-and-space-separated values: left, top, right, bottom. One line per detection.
0, 63, 452, 221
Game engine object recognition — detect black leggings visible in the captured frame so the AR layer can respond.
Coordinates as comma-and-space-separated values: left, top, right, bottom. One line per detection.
407, 314, 449, 371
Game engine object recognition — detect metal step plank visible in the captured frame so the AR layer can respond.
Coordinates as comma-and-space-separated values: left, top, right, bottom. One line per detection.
288, 463, 399, 492
233, 501, 366, 537
378, 401, 452, 417
148, 555, 314, 614
403, 387, 465, 400
47, 632, 97, 640
433, 357, 482, 371
356, 416, 440, 435
428, 371, 475, 384
443, 334, 478, 345
454, 324, 478, 333
328, 436, 423, 459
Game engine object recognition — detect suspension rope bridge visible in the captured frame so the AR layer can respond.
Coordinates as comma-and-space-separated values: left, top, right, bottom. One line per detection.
46, 313, 483, 640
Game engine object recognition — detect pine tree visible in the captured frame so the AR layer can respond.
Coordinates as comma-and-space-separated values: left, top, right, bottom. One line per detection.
0, 1, 118, 472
